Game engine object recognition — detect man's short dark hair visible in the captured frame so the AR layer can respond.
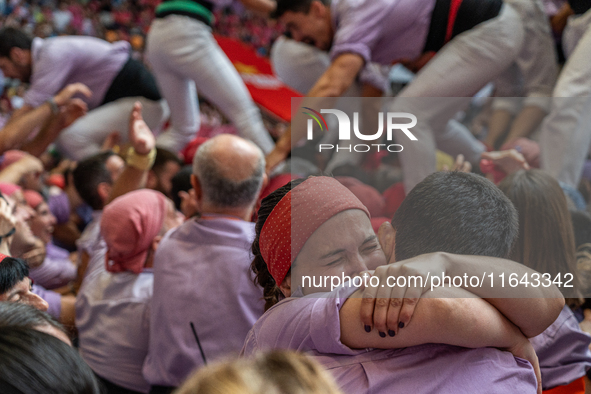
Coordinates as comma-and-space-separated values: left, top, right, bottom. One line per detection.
0, 302, 65, 335
0, 257, 29, 295
392, 172, 518, 261
171, 165, 193, 211
152, 148, 182, 176
0, 28, 32, 58
272, 0, 329, 19
73, 151, 116, 211
0, 327, 102, 393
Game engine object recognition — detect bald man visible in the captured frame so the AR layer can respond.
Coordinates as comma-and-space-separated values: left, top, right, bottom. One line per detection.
143, 134, 266, 393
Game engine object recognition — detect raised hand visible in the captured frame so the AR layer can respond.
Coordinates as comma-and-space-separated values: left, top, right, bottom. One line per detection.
128, 101, 155, 155
53, 83, 92, 107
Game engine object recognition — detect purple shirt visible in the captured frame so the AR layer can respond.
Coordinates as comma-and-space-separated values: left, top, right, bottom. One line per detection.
76, 265, 153, 393
143, 217, 264, 387
29, 242, 76, 290
48, 192, 70, 225
330, 0, 435, 65
76, 211, 107, 280
24, 37, 130, 109
32, 284, 61, 320
530, 306, 591, 390
242, 286, 538, 394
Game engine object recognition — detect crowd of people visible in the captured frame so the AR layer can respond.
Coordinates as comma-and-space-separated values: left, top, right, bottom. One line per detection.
0, 0, 591, 393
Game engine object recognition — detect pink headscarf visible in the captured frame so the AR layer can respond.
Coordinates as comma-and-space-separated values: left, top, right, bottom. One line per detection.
101, 189, 167, 274
259, 177, 370, 285
23, 190, 44, 210
0, 150, 27, 171
0, 183, 22, 197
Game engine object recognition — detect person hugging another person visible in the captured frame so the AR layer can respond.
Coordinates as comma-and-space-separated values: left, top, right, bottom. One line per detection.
244, 175, 564, 394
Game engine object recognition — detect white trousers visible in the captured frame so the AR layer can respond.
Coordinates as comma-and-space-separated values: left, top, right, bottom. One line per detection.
539, 9, 591, 187
492, 0, 557, 113
394, 4, 525, 193
146, 15, 274, 154
55, 97, 168, 161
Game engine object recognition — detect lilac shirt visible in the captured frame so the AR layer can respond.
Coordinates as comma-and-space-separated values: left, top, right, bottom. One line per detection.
76, 265, 153, 393
143, 217, 264, 387
330, 0, 435, 65
76, 211, 108, 280
29, 242, 76, 290
32, 284, 61, 320
24, 37, 130, 109
242, 286, 538, 394
530, 306, 591, 390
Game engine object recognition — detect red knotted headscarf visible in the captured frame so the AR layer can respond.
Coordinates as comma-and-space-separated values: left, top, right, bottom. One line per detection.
259, 177, 370, 285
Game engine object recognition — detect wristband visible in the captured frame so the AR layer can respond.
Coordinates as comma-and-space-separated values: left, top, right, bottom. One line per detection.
46, 97, 59, 115
126, 147, 156, 171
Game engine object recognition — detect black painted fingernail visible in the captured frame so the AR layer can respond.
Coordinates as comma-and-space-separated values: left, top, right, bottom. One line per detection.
364, 325, 371, 333
379, 331, 386, 338
388, 330, 396, 337
399, 322, 405, 329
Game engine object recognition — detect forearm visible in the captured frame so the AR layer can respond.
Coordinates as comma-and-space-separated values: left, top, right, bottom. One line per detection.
441, 252, 564, 336
107, 166, 148, 204
0, 104, 50, 153
503, 105, 547, 146
486, 109, 512, 147
341, 287, 524, 349
21, 114, 63, 157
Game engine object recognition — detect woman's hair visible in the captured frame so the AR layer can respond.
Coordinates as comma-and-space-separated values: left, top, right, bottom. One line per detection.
251, 179, 305, 311
175, 350, 343, 394
499, 170, 582, 307
0, 257, 29, 295
0, 302, 67, 336
0, 326, 101, 394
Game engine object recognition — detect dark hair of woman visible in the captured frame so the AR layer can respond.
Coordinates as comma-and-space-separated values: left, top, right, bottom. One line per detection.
251, 179, 305, 311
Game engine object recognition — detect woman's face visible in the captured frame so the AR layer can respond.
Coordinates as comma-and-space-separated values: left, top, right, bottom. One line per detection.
29, 203, 56, 245
291, 209, 386, 295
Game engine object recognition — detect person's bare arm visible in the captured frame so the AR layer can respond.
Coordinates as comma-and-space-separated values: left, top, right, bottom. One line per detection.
22, 98, 88, 157
501, 106, 547, 149
107, 102, 155, 203
361, 251, 564, 338
0, 154, 43, 184
0, 83, 91, 154
342, 286, 543, 394
265, 53, 364, 172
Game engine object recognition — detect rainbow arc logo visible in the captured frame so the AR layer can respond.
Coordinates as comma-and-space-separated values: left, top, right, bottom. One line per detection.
302, 107, 328, 133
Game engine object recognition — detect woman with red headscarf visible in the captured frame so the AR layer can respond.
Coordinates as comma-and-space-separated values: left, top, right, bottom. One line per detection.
243, 176, 563, 394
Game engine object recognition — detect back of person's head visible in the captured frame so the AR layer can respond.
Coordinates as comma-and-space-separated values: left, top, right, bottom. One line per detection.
171, 165, 193, 211
73, 151, 117, 210
252, 178, 305, 311
193, 135, 265, 210
0, 256, 28, 295
499, 169, 581, 301
101, 189, 179, 274
175, 350, 343, 394
0, 326, 101, 394
0, 302, 69, 344
392, 171, 518, 261
148, 148, 183, 196
0, 28, 32, 58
